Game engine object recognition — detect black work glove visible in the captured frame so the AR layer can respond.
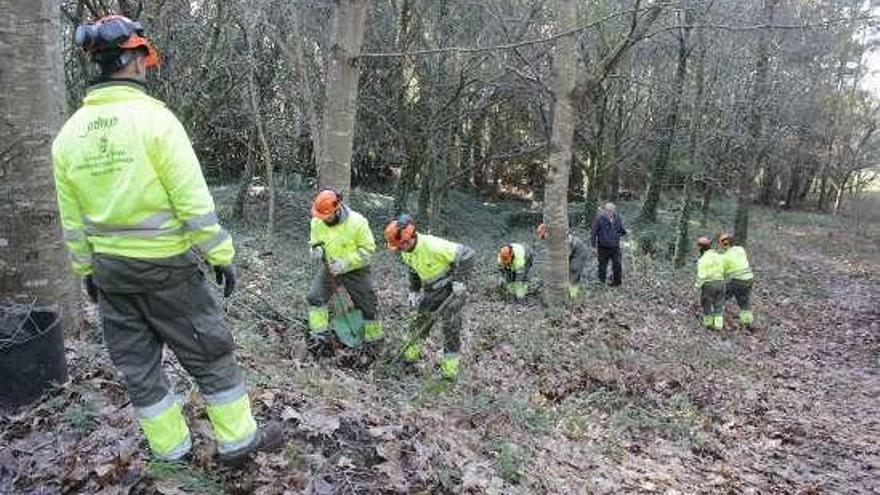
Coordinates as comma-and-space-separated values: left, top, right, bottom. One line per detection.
83, 275, 98, 303
213, 265, 236, 297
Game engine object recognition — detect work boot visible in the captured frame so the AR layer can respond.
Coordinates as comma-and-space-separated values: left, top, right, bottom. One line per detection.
218, 421, 284, 467
440, 353, 461, 380
402, 342, 422, 363
307, 331, 333, 356
701, 315, 714, 329
363, 320, 385, 343
739, 310, 754, 327
712, 315, 724, 331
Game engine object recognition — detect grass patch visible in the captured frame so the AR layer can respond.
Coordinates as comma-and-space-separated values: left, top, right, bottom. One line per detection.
63, 403, 100, 433
492, 441, 527, 485
294, 367, 352, 400
147, 460, 223, 493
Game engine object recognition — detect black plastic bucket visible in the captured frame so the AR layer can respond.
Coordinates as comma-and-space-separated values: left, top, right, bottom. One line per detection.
0, 307, 68, 407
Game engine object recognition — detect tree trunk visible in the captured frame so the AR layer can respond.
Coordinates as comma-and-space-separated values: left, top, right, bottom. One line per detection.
581, 155, 603, 229
606, 94, 624, 201
393, 0, 416, 213
638, 7, 690, 224
244, 16, 275, 239
735, 0, 777, 245
233, 131, 256, 220
832, 171, 852, 215
675, 16, 704, 268
318, 0, 369, 195
0, 0, 77, 323
543, 0, 578, 305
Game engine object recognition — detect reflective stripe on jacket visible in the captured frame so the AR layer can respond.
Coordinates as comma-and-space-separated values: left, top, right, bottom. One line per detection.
52, 81, 233, 276
721, 246, 754, 280
401, 234, 462, 286
696, 249, 725, 289
309, 206, 375, 272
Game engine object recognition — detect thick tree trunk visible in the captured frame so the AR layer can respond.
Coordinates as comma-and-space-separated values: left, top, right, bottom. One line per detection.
735, 0, 777, 245
318, 0, 369, 195
542, 0, 578, 305
0, 1, 77, 323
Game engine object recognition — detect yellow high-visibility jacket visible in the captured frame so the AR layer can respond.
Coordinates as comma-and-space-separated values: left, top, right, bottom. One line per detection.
721, 246, 754, 281
497, 243, 529, 281
401, 234, 475, 293
695, 249, 725, 289
309, 206, 375, 273
52, 81, 233, 276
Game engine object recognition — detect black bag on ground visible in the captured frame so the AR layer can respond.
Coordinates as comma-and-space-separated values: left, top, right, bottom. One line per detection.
0, 307, 68, 407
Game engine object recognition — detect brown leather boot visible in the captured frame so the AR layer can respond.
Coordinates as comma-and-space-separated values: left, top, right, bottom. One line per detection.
218, 421, 284, 467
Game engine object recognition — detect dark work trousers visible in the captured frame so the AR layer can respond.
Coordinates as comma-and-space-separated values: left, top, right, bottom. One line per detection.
700, 280, 726, 317
569, 248, 589, 285
94, 253, 243, 409
306, 267, 378, 320
726, 278, 753, 310
597, 246, 622, 285
412, 284, 463, 354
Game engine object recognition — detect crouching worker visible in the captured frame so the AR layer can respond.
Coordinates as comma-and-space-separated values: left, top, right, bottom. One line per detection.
497, 243, 533, 300
307, 188, 383, 349
695, 236, 725, 331
52, 15, 279, 465
536, 223, 589, 298
718, 233, 755, 328
384, 215, 475, 379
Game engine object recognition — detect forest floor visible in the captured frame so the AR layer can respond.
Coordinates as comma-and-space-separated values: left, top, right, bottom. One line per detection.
1, 187, 878, 494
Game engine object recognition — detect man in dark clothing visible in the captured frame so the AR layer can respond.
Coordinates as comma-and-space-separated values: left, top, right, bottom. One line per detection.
591, 202, 627, 286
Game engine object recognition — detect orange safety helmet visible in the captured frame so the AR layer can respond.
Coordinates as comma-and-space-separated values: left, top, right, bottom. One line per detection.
498, 245, 514, 267
697, 236, 712, 248
536, 223, 546, 240
384, 214, 416, 251
718, 232, 733, 246
76, 15, 160, 67
311, 188, 342, 221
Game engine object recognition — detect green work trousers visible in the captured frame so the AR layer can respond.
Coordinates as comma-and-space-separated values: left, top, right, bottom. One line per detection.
726, 278, 752, 310
700, 280, 726, 319
412, 284, 463, 354
94, 252, 244, 408
307, 267, 378, 320
569, 242, 589, 285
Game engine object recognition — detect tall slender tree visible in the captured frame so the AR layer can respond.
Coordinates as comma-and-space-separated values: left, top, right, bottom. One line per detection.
543, 0, 579, 305
734, 0, 777, 245
318, 0, 369, 195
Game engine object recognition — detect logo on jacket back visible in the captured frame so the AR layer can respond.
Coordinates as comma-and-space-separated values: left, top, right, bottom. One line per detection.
79, 115, 118, 137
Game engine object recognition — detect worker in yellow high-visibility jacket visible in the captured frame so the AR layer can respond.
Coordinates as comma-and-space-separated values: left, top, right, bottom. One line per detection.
695, 236, 725, 331
384, 215, 475, 379
52, 15, 279, 465
496, 243, 533, 300
307, 188, 383, 349
718, 232, 755, 327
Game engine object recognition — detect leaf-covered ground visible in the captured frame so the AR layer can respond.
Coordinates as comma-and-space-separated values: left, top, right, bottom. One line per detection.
1, 188, 878, 494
